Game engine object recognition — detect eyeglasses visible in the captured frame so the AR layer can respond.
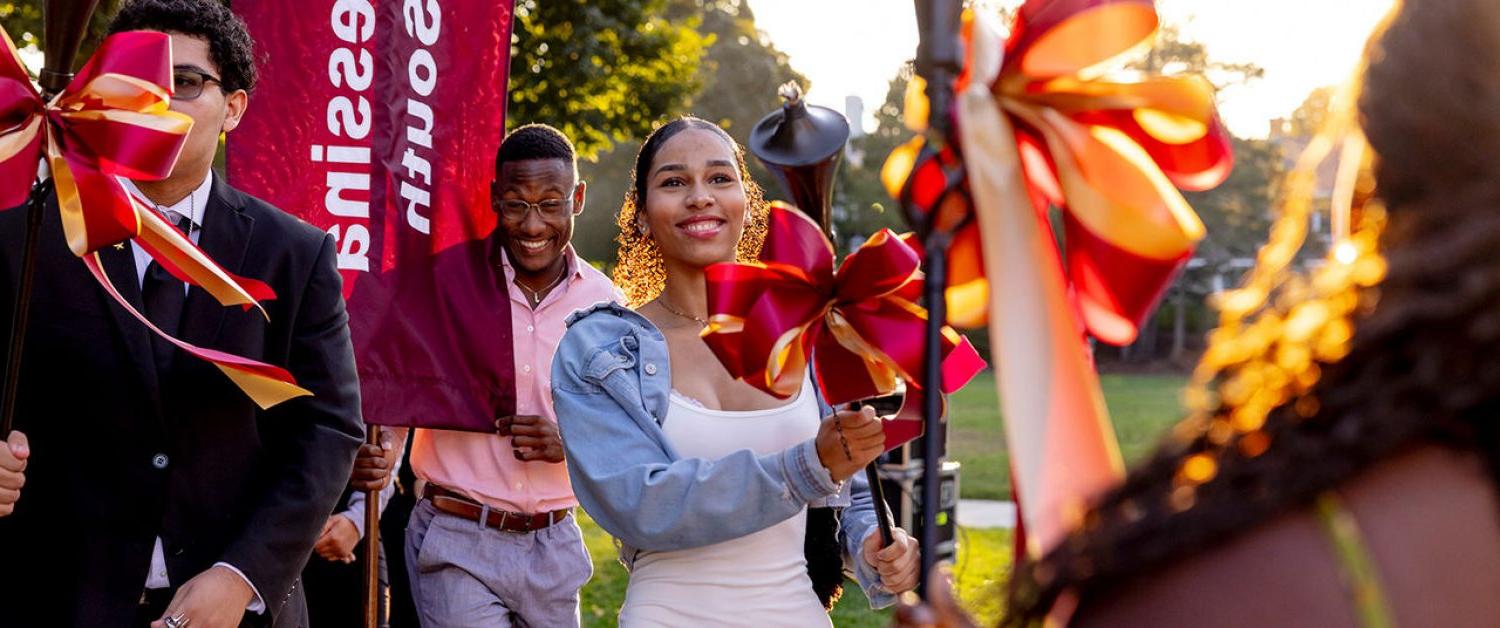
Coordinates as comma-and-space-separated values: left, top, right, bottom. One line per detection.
172, 69, 222, 101
498, 197, 575, 221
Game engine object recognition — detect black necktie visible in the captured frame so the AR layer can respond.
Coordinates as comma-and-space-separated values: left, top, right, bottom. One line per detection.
142, 212, 191, 374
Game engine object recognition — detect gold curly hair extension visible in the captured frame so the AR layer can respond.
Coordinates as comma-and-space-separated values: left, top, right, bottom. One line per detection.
1166, 82, 1387, 504
612, 118, 770, 307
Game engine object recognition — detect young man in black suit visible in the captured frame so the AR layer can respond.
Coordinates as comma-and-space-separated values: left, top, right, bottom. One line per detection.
0, 1, 364, 626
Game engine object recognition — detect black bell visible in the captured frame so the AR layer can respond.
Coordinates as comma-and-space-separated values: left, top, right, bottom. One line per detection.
749, 82, 850, 238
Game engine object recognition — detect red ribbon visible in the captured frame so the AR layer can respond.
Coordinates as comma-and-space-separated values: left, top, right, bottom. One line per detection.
703, 203, 984, 446
886, 0, 1233, 345
0, 29, 309, 408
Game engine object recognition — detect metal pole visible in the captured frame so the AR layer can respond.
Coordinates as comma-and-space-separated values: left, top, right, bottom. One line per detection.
848, 398, 897, 547
864, 465, 895, 546
363, 427, 381, 628
911, 0, 962, 598
917, 231, 949, 598
1, 180, 50, 437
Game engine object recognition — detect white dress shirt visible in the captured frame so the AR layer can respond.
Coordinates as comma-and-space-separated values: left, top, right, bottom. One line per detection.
123, 173, 266, 615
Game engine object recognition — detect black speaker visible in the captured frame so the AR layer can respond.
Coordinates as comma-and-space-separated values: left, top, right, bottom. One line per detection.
877, 460, 960, 564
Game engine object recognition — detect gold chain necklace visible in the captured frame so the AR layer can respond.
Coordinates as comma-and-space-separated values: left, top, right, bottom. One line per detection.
657, 296, 708, 327
515, 270, 566, 308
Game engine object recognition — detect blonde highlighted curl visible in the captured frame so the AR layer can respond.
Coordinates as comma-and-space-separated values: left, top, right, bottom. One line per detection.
612, 117, 770, 306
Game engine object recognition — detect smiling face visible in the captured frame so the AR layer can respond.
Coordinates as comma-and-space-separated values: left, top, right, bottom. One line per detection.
493, 158, 585, 282
638, 128, 749, 271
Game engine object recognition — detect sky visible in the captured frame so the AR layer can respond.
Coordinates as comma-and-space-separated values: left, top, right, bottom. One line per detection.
747, 0, 1398, 138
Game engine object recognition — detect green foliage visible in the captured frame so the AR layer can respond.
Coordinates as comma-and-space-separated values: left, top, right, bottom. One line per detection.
572, 0, 808, 266
0, 0, 124, 70
832, 64, 914, 248
1129, 25, 1278, 279
669, 0, 806, 144
1127, 25, 1277, 283
1133, 25, 1264, 89
507, 0, 708, 160
1184, 135, 1283, 281
1288, 85, 1337, 137
0, 2, 41, 49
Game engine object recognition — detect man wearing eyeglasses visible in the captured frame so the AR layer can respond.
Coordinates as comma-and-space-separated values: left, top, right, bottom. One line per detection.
0, 1, 363, 627
352, 123, 619, 627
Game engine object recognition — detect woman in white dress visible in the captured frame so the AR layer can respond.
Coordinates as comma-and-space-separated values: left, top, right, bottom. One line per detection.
552, 117, 921, 626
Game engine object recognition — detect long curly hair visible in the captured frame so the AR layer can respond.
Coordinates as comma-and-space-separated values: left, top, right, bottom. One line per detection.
1006, 0, 1500, 621
613, 117, 770, 306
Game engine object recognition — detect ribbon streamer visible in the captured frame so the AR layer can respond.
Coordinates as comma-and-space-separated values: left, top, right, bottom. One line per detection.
885, 1, 1233, 556
0, 28, 309, 407
703, 203, 985, 449
885, 0, 1231, 344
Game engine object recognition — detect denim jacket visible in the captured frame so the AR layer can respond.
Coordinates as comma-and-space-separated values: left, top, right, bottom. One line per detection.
550, 302, 895, 608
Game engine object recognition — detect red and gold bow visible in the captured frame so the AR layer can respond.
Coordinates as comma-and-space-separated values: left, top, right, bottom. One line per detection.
884, 0, 1231, 344
703, 203, 984, 442
882, 1, 1234, 558
0, 29, 309, 408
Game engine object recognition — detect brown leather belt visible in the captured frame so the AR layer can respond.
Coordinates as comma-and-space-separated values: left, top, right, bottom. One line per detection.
421, 483, 570, 533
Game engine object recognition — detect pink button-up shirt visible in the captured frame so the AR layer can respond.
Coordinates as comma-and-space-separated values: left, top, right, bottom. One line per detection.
410, 246, 620, 513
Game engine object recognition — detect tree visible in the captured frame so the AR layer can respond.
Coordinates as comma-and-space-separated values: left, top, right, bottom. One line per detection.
1133, 25, 1264, 90
0, 1, 705, 163
1287, 85, 1337, 137
508, 0, 707, 159
831, 63, 913, 249
572, 0, 809, 265
1113, 25, 1272, 363
668, 0, 806, 146
0, 0, 123, 68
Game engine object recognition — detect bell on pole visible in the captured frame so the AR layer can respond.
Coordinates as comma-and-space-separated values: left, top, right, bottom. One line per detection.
40, 0, 102, 96
748, 81, 850, 239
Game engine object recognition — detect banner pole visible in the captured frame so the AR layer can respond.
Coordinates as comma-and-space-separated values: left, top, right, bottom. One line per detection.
363, 426, 381, 628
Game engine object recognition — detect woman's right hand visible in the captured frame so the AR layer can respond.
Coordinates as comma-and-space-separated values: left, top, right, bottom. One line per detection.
816, 406, 885, 482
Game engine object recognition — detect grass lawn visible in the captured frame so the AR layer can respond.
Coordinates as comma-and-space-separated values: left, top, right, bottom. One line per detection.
948, 371, 1189, 500
577, 372, 1187, 625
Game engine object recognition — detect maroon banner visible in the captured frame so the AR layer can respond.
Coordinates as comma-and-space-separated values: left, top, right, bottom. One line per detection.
229, 0, 516, 431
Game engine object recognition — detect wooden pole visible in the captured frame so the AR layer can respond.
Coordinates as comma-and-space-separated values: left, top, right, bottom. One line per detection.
362, 426, 381, 628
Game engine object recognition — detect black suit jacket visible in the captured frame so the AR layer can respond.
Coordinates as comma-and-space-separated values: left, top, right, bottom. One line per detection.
0, 176, 364, 627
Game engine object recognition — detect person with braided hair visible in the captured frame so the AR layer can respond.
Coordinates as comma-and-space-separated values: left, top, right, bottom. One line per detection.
900, 0, 1500, 625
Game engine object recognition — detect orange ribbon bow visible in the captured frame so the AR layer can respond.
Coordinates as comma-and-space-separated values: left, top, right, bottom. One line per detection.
0, 29, 309, 407
885, 0, 1232, 343
884, 1, 1233, 556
